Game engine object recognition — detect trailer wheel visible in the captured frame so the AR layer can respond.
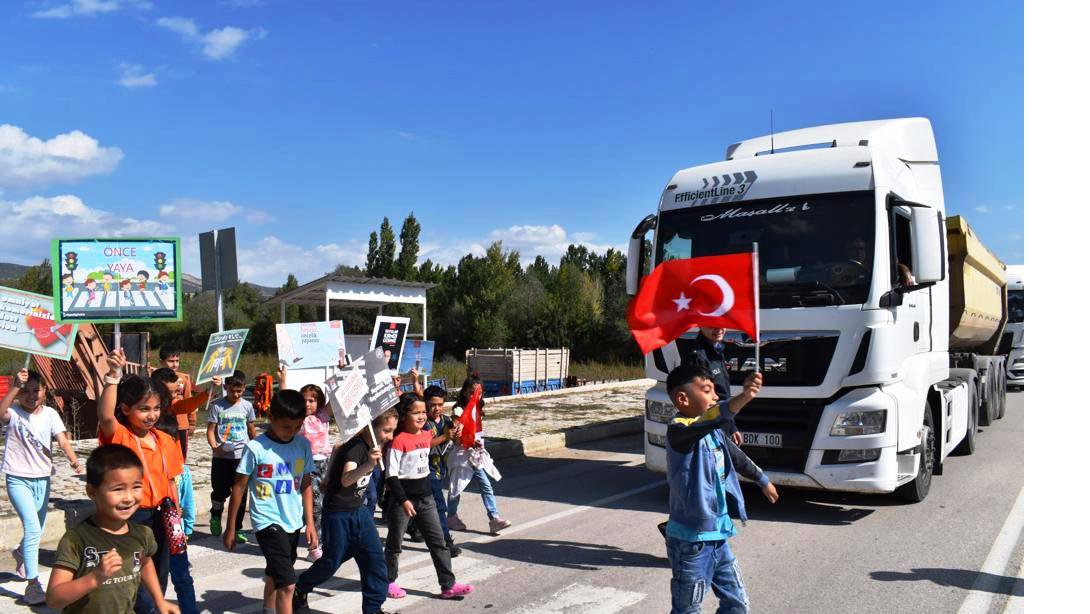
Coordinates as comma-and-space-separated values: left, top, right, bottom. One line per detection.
996, 363, 1008, 419
954, 381, 978, 456
981, 370, 998, 427
896, 406, 934, 502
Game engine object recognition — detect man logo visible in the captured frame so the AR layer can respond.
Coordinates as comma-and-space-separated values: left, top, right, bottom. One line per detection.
726, 357, 788, 373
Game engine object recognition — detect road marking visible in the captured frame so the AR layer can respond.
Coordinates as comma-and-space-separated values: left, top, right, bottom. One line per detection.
1001, 561, 1024, 614
507, 582, 646, 614
957, 487, 1024, 614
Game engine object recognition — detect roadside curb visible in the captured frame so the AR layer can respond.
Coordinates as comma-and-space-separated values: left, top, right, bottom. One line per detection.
454, 378, 654, 407
1, 414, 647, 550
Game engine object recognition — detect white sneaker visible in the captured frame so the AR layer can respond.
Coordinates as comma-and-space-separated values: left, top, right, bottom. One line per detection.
24, 579, 46, 605
446, 514, 467, 531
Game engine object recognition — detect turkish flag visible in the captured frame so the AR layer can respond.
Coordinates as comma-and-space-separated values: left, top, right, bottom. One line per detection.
626, 252, 759, 354
459, 387, 483, 448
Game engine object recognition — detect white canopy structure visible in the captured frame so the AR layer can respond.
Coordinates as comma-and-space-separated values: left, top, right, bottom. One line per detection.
266, 274, 435, 339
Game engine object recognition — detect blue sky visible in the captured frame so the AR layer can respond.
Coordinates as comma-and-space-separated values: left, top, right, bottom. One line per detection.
0, 0, 1023, 285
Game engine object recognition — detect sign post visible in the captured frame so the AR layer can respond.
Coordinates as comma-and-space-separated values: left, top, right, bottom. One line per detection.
199, 227, 238, 334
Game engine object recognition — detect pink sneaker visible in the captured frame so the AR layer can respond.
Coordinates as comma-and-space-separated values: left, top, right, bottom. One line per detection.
387, 582, 407, 599
440, 582, 474, 599
306, 547, 323, 562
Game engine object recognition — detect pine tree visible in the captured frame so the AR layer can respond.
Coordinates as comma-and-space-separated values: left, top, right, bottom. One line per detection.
373, 218, 397, 277
366, 232, 379, 275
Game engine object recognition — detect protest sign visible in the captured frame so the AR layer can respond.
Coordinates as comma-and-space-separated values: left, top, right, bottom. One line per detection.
276, 320, 346, 370
196, 329, 249, 384
0, 285, 77, 360
369, 316, 410, 370
400, 340, 435, 375
52, 238, 183, 323
326, 347, 400, 448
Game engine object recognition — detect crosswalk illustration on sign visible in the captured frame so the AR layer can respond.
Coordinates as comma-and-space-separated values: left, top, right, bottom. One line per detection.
62, 286, 175, 315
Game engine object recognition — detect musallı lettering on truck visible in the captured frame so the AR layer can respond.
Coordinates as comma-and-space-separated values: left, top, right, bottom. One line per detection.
627, 118, 1009, 502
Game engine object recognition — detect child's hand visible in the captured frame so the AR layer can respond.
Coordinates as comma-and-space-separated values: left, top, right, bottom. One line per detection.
93, 548, 123, 585
731, 431, 743, 446
68, 457, 81, 472
305, 524, 318, 550
277, 365, 287, 386
409, 367, 419, 382
106, 349, 127, 376
14, 368, 28, 388
369, 447, 382, 466
741, 372, 763, 402
223, 530, 236, 551
402, 500, 417, 518
211, 376, 222, 388
762, 482, 779, 503
156, 600, 181, 614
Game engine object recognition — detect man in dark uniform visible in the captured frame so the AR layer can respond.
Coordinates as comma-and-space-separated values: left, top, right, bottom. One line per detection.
681, 327, 763, 446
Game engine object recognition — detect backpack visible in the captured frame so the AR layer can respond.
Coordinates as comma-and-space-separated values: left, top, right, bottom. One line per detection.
253, 373, 274, 417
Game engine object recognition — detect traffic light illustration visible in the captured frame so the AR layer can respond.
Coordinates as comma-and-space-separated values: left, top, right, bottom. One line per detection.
64, 251, 78, 273
154, 252, 167, 271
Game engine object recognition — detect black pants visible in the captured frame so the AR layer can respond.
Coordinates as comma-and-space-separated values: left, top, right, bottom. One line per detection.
384, 494, 455, 590
298, 507, 387, 612
132, 507, 170, 614
210, 457, 247, 533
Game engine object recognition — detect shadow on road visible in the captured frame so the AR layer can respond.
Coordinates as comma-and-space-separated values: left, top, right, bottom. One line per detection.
869, 568, 1024, 596
463, 538, 668, 571
742, 484, 877, 526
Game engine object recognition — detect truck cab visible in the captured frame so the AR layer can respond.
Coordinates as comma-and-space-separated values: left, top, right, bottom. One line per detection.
1003, 265, 1024, 389
629, 118, 986, 501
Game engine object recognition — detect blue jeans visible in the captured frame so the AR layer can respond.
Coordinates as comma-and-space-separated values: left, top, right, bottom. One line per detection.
169, 550, 197, 614
447, 467, 498, 519
177, 466, 195, 536
5, 475, 50, 580
297, 506, 387, 612
665, 536, 749, 614
430, 474, 451, 541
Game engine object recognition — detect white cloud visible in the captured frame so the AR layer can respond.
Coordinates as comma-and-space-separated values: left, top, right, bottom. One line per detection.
159, 198, 272, 224
974, 205, 991, 214
395, 131, 418, 141
157, 16, 265, 60
0, 194, 170, 261
117, 62, 158, 88
233, 236, 368, 286
486, 224, 622, 264
32, 0, 150, 19
0, 124, 123, 189
223, 0, 264, 6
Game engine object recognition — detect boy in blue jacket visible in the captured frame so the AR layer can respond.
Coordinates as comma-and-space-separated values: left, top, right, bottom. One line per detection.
664, 364, 779, 614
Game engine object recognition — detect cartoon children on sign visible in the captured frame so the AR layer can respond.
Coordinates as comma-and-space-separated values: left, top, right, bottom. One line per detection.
84, 277, 97, 302
137, 270, 149, 291
157, 271, 170, 294
102, 271, 114, 294
61, 274, 75, 298
120, 278, 134, 305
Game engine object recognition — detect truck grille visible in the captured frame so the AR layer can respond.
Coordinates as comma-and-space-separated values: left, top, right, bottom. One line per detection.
734, 398, 824, 473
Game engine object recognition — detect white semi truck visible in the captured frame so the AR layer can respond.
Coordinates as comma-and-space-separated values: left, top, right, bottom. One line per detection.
628, 118, 1009, 501
1003, 265, 1024, 389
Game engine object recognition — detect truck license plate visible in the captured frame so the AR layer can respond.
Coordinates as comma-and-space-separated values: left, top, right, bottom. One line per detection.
742, 432, 783, 448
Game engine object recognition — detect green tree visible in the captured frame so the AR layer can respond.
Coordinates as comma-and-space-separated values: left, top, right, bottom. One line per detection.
11, 259, 53, 295
365, 231, 379, 275
371, 217, 397, 278
396, 213, 421, 280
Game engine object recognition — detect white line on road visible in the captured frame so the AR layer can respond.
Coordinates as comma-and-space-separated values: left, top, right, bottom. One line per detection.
506, 582, 646, 614
957, 487, 1024, 614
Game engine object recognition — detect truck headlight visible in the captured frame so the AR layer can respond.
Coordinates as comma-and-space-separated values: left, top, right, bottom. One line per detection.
830, 410, 886, 436
646, 400, 676, 423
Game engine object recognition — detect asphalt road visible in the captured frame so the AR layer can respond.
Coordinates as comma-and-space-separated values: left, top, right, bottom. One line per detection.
0, 393, 1024, 613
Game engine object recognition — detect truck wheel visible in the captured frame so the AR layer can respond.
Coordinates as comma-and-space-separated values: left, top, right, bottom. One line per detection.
896, 407, 934, 502
996, 365, 1008, 419
954, 383, 978, 456
978, 373, 993, 427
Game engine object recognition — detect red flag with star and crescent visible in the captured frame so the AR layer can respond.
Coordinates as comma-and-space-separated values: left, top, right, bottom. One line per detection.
626, 252, 759, 354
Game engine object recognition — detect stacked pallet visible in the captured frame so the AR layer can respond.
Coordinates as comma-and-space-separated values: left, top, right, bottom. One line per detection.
466, 348, 570, 397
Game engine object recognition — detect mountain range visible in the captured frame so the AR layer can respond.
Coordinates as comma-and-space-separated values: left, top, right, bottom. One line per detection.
0, 263, 278, 297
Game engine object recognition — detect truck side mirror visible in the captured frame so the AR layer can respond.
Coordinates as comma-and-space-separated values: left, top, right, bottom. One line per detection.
912, 209, 946, 283
626, 214, 657, 296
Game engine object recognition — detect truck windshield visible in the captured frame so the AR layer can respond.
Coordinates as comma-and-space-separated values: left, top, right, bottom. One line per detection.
1008, 289, 1023, 324
656, 190, 875, 307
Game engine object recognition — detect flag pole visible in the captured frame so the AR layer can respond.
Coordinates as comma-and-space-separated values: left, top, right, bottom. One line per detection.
752, 242, 761, 374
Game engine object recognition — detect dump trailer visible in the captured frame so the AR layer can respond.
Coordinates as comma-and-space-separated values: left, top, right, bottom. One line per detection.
629, 118, 1009, 501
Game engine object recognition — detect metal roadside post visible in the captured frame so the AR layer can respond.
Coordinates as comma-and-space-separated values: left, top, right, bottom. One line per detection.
200, 227, 239, 406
